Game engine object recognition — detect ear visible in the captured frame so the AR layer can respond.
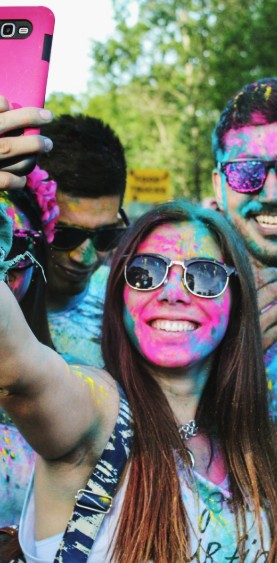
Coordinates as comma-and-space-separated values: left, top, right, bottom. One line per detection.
201, 197, 220, 211
212, 169, 224, 211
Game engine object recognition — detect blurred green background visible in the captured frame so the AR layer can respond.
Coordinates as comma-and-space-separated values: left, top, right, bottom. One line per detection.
45, 0, 277, 205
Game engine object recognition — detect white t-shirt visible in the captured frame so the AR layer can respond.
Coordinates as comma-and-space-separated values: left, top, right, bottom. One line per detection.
19, 463, 271, 563
19, 470, 127, 563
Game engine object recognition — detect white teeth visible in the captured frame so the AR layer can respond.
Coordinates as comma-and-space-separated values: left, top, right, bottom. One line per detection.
151, 320, 196, 332
255, 214, 277, 228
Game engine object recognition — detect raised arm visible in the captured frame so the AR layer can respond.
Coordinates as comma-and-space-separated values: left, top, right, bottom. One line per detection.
0, 97, 120, 460
0, 279, 119, 460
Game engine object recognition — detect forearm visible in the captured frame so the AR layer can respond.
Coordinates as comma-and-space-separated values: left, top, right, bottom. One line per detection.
0, 283, 119, 459
0, 281, 39, 389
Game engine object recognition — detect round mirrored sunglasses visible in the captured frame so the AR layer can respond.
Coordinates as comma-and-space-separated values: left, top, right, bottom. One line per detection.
124, 253, 236, 298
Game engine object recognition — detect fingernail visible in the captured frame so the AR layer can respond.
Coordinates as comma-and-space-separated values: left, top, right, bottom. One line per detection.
43, 137, 53, 152
39, 109, 53, 121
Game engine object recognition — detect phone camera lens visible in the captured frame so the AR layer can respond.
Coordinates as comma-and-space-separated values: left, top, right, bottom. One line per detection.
1, 23, 15, 38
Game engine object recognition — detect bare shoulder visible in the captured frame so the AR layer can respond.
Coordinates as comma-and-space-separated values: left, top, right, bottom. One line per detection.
69, 363, 120, 401
34, 365, 122, 528
68, 364, 121, 451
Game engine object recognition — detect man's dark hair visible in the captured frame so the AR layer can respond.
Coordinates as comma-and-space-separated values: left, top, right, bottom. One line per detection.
38, 114, 127, 202
212, 77, 277, 160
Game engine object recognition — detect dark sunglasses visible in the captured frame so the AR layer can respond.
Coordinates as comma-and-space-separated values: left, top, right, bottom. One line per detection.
7, 229, 42, 270
52, 224, 128, 252
218, 159, 277, 193
124, 254, 236, 298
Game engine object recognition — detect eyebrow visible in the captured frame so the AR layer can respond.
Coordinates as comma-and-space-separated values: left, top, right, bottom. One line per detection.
228, 154, 277, 160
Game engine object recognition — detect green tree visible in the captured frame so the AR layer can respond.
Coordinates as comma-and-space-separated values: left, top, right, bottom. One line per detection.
45, 92, 85, 116
87, 0, 276, 201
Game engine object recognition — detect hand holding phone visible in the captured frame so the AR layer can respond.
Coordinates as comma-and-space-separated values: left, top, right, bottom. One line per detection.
0, 99, 54, 188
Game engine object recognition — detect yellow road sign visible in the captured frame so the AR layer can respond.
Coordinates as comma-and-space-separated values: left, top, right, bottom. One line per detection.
124, 169, 171, 204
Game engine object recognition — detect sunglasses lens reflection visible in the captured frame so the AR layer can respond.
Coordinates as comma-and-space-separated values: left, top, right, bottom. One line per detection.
185, 262, 227, 297
126, 256, 228, 297
224, 161, 265, 192
126, 255, 167, 289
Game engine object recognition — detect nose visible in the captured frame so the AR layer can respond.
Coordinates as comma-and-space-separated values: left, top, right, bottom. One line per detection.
156, 265, 191, 304
69, 238, 97, 266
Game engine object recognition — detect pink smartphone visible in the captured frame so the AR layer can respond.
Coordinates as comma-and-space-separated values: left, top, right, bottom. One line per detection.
0, 5, 55, 174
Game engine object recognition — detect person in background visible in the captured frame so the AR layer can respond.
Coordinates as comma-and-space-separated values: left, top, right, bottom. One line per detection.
0, 167, 59, 527
211, 77, 277, 422
38, 114, 128, 366
0, 199, 275, 562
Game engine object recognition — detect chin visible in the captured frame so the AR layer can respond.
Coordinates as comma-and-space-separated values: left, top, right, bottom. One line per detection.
143, 354, 193, 369
247, 244, 277, 267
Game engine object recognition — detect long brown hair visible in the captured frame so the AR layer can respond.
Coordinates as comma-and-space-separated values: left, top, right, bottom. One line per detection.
102, 200, 277, 562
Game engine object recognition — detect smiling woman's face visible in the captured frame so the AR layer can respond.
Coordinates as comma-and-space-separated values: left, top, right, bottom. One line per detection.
0, 193, 35, 302
123, 221, 232, 369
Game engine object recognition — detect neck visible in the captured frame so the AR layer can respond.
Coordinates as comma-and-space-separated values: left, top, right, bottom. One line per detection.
249, 254, 267, 270
46, 288, 85, 312
151, 356, 213, 424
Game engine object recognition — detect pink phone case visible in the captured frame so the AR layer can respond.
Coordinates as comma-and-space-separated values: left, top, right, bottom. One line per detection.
0, 6, 55, 173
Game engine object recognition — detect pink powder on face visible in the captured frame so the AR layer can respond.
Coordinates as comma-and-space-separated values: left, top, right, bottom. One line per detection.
123, 222, 232, 369
125, 289, 231, 368
223, 123, 277, 160
250, 111, 270, 126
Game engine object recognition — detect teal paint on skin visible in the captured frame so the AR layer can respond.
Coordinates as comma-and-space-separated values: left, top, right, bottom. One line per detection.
218, 173, 229, 216
225, 195, 275, 260
69, 239, 98, 267
123, 305, 140, 351
46, 192, 121, 304
215, 147, 236, 217
239, 200, 264, 216
214, 147, 225, 163
214, 123, 277, 266
123, 222, 231, 369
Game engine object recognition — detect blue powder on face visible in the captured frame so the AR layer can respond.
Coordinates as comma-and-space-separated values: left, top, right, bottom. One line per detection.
239, 199, 263, 218
123, 305, 140, 350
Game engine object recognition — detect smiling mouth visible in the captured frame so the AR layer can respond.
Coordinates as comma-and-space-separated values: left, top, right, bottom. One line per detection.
254, 214, 277, 229
151, 320, 198, 332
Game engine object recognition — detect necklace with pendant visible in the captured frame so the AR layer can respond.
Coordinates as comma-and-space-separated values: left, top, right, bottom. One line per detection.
178, 419, 198, 468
